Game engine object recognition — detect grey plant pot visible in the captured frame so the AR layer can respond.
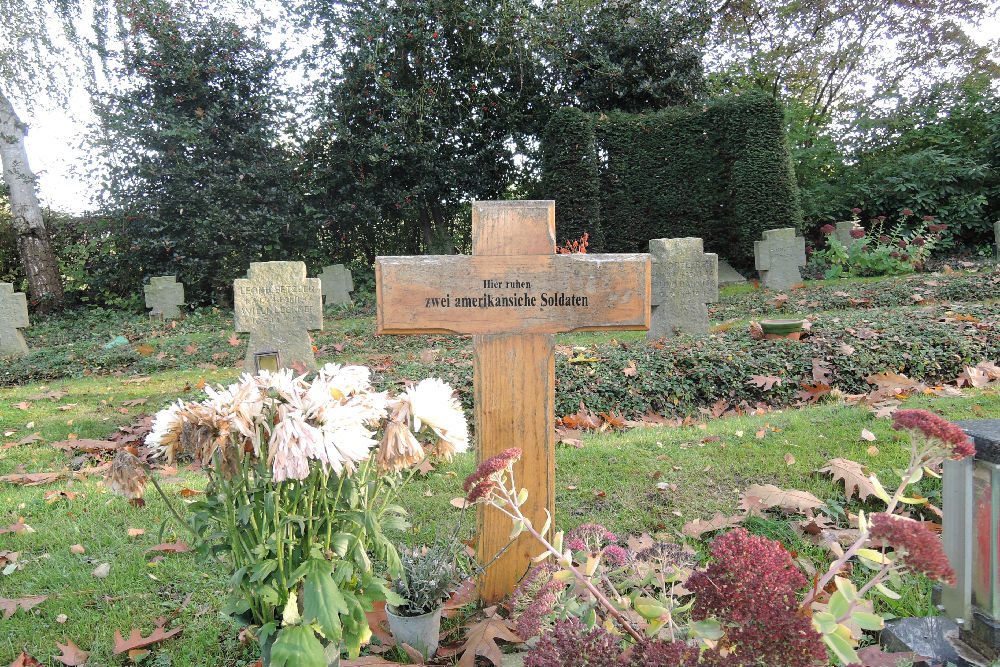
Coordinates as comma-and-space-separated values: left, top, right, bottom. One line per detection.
386, 604, 443, 661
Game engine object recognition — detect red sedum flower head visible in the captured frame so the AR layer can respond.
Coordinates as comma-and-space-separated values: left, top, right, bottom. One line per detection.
849, 228, 866, 239
820, 224, 836, 235
869, 513, 956, 585
463, 447, 523, 502
892, 409, 975, 458
923, 215, 935, 222
902, 208, 913, 216
851, 207, 863, 214
928, 223, 947, 232
912, 237, 926, 247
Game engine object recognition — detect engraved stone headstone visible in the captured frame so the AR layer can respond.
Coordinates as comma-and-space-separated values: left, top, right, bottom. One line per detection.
0, 282, 29, 356
994, 221, 999, 262
234, 262, 323, 371
144, 276, 185, 320
319, 264, 354, 306
717, 259, 747, 288
754, 228, 807, 291
648, 238, 718, 340
834, 221, 864, 250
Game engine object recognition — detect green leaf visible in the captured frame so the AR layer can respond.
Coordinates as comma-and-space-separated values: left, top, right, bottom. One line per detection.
689, 619, 724, 640
857, 548, 891, 565
516, 487, 529, 505
249, 559, 278, 583
269, 626, 327, 667
510, 519, 525, 539
634, 598, 669, 620
811, 611, 837, 635
851, 611, 885, 631
875, 582, 902, 600
300, 558, 346, 641
828, 590, 850, 619
823, 630, 860, 665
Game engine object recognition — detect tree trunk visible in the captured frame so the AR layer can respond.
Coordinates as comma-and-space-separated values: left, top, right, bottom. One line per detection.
0, 88, 63, 311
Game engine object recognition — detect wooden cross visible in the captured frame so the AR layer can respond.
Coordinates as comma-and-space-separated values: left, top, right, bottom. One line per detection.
376, 201, 649, 601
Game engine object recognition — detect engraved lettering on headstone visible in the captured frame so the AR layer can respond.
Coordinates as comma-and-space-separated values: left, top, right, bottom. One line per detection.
234, 262, 323, 370
754, 228, 807, 291
648, 238, 718, 339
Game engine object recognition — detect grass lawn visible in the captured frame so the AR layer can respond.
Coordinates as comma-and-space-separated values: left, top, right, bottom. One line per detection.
2, 267, 999, 666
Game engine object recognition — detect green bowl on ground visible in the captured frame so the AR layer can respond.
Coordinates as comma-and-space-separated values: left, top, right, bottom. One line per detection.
760, 319, 804, 336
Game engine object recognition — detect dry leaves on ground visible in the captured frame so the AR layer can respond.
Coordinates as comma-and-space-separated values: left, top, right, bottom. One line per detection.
817, 458, 880, 503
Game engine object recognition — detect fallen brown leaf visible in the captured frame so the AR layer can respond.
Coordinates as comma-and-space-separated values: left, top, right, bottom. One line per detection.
53, 638, 90, 666
112, 626, 182, 654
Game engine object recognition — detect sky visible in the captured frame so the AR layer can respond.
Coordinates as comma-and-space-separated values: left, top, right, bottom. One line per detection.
12, 12, 1000, 216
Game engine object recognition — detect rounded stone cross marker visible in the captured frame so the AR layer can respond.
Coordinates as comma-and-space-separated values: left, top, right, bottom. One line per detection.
319, 264, 355, 306
754, 227, 807, 291
234, 262, 323, 370
144, 276, 185, 320
0, 282, 29, 356
648, 238, 718, 340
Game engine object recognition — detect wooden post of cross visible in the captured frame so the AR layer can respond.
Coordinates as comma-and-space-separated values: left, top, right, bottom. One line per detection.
376, 201, 649, 601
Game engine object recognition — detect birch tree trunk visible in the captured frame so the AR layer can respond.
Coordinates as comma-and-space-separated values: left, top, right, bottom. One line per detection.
0, 88, 63, 310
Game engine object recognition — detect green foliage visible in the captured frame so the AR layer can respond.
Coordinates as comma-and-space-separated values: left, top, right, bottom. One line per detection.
811, 212, 943, 279
391, 542, 462, 616
535, 0, 709, 113
541, 93, 802, 266
541, 107, 602, 249
90, 4, 302, 304
295, 0, 544, 263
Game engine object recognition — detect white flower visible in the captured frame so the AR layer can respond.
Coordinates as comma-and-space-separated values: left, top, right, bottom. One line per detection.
405, 378, 469, 458
145, 400, 187, 463
268, 405, 325, 482
318, 363, 373, 397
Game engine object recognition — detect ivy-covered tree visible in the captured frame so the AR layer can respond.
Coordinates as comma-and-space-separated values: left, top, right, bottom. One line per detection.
91, 2, 302, 302
535, 0, 710, 112
294, 0, 545, 262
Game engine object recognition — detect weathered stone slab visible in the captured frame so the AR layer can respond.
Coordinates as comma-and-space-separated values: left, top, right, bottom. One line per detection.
881, 616, 982, 667
994, 221, 999, 262
754, 227, 806, 291
834, 221, 864, 250
234, 262, 323, 370
953, 420, 1000, 464
648, 238, 717, 340
0, 282, 29, 356
144, 275, 185, 319
319, 264, 354, 306
717, 259, 746, 287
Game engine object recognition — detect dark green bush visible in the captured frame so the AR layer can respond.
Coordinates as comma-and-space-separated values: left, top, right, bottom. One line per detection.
540, 93, 802, 268
541, 107, 603, 249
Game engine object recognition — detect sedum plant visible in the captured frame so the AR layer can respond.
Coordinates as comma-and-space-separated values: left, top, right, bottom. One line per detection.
813, 208, 948, 278
143, 365, 468, 666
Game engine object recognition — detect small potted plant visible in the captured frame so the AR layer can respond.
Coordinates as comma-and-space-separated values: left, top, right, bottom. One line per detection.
385, 542, 463, 660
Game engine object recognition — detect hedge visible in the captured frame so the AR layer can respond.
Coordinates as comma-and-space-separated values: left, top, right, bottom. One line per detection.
540, 93, 802, 268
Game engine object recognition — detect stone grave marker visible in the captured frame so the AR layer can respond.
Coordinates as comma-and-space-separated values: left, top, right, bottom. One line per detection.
833, 221, 864, 250
377, 200, 649, 601
234, 262, 323, 371
994, 221, 999, 262
319, 264, 354, 306
717, 259, 747, 287
0, 282, 29, 356
648, 238, 717, 340
144, 275, 185, 319
754, 227, 806, 291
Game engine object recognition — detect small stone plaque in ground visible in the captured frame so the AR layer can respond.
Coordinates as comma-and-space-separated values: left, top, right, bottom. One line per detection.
648, 237, 717, 339
234, 262, 323, 370
144, 275, 185, 319
754, 227, 806, 291
0, 282, 29, 356
319, 264, 354, 306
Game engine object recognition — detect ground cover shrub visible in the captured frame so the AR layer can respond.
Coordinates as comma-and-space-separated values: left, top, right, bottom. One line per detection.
711, 264, 998, 321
